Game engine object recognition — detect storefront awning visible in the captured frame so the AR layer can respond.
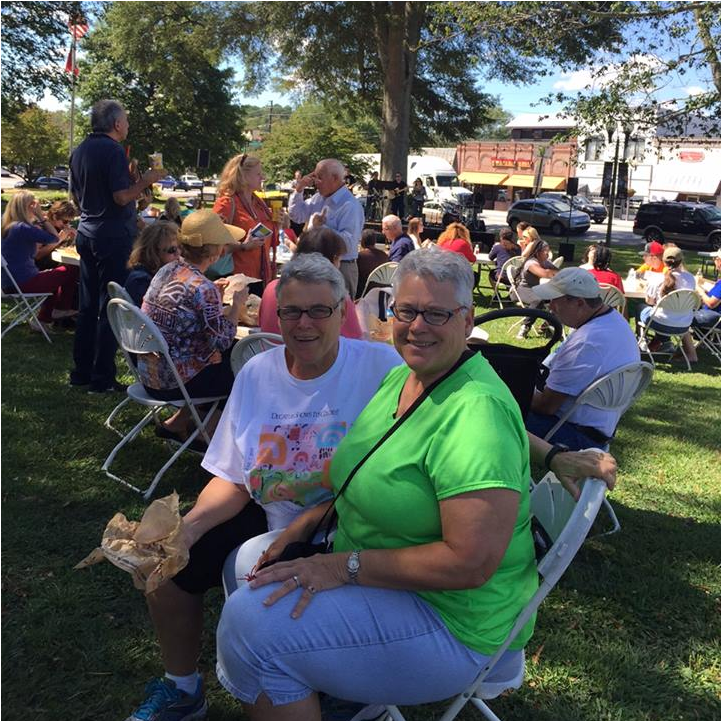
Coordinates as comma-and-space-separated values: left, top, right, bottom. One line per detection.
501, 174, 535, 188
458, 171, 509, 185
651, 164, 720, 195
541, 176, 567, 190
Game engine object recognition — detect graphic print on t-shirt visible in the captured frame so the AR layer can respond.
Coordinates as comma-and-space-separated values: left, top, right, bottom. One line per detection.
247, 420, 346, 507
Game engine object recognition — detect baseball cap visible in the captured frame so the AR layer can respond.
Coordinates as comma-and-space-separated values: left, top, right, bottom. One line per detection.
663, 246, 683, 263
179, 209, 245, 247
638, 240, 664, 256
532, 267, 600, 300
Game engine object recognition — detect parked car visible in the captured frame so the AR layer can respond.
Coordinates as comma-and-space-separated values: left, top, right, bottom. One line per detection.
506, 198, 591, 236
14, 176, 69, 190
1, 166, 12, 177
155, 175, 178, 190
421, 198, 470, 227
175, 174, 203, 191
52, 165, 69, 179
632, 201, 721, 250
539, 192, 607, 224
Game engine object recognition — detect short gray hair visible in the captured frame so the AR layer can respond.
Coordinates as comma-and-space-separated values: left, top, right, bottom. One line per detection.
90, 100, 126, 133
382, 214, 402, 231
318, 158, 345, 180
392, 246, 474, 307
276, 253, 347, 305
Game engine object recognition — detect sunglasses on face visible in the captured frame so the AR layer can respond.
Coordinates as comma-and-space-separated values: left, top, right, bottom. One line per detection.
277, 302, 341, 321
161, 245, 179, 254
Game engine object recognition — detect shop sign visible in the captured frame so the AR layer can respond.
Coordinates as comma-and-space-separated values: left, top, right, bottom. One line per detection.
492, 157, 533, 169
678, 150, 705, 163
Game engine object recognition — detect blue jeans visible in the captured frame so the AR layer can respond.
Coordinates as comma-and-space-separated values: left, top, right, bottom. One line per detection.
525, 411, 607, 451
217, 583, 503, 707
693, 308, 721, 328
72, 231, 133, 386
637, 305, 688, 339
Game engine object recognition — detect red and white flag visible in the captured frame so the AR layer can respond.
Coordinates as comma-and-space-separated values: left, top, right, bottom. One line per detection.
68, 19, 89, 40
65, 48, 79, 76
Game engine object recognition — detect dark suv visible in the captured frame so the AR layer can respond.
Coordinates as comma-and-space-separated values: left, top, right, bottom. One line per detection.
539, 192, 607, 223
632, 201, 721, 250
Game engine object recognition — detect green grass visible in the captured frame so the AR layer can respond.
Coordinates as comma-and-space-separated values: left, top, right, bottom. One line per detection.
2, 253, 720, 720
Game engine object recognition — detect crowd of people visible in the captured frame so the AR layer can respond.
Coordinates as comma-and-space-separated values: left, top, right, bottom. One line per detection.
2, 96, 719, 721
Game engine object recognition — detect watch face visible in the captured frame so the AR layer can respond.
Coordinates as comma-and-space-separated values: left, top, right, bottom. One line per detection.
348, 557, 360, 572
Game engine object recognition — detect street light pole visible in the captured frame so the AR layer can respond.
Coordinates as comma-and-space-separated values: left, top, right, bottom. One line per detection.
605, 130, 620, 245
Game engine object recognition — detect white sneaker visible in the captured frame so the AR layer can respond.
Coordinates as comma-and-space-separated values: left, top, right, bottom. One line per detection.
29, 318, 52, 334
516, 326, 529, 339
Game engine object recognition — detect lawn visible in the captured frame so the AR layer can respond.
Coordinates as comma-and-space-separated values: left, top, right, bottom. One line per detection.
2, 243, 720, 721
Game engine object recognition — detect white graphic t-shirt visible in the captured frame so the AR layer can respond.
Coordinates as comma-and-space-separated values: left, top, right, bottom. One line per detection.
202, 338, 402, 530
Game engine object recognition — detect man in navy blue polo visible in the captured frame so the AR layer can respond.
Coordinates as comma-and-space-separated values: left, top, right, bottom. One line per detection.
69, 99, 162, 392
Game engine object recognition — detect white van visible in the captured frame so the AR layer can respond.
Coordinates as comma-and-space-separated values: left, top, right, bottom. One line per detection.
357, 154, 472, 205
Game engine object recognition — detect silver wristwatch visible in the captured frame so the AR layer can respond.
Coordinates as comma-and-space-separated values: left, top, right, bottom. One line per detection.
346, 550, 361, 584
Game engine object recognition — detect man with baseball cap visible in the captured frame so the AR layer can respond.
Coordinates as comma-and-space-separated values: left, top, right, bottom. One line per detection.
525, 267, 640, 450
637, 240, 667, 275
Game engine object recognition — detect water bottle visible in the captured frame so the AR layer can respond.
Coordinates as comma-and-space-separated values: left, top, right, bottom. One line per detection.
474, 244, 481, 254
696, 268, 703, 280
627, 268, 636, 283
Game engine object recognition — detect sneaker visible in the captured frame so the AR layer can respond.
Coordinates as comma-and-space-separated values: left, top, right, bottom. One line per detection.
657, 341, 676, 354
28, 317, 52, 334
319, 694, 386, 721
515, 326, 529, 339
88, 380, 128, 394
638, 339, 649, 353
126, 677, 207, 721
69, 371, 91, 387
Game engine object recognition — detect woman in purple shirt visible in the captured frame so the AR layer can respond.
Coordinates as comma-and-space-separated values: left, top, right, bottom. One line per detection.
1, 191, 78, 328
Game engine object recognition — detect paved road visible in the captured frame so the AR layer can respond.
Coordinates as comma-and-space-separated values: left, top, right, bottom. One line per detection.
480, 209, 642, 248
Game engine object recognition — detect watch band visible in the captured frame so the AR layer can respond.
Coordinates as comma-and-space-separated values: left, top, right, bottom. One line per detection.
347, 550, 361, 584
544, 443, 570, 471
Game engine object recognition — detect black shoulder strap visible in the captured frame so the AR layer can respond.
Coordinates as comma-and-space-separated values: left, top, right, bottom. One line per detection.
313, 349, 475, 546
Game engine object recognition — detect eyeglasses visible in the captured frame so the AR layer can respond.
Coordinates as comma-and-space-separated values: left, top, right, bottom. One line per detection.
277, 302, 341, 321
390, 304, 467, 326
161, 246, 179, 254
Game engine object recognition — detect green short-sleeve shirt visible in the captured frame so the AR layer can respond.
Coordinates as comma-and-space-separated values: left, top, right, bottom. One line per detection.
331, 353, 537, 655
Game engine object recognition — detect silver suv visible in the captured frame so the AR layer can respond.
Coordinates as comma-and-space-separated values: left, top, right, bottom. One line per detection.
506, 198, 591, 236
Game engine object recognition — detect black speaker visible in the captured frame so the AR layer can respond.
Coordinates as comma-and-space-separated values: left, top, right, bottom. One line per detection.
600, 162, 613, 198
566, 177, 579, 196
559, 242, 575, 262
616, 162, 629, 199
197, 149, 210, 169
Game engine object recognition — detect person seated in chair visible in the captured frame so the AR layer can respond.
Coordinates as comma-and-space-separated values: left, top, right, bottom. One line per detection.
489, 227, 521, 286
382, 214, 414, 262
694, 248, 721, 329
525, 268, 640, 451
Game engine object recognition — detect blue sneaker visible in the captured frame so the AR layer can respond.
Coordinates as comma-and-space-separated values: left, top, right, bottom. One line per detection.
319, 694, 386, 721
126, 677, 207, 721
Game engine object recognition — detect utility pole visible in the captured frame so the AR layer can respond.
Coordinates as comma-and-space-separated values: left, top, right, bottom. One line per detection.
267, 101, 274, 134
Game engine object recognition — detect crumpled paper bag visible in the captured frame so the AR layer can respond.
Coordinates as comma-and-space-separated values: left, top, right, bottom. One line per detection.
368, 315, 394, 343
223, 273, 261, 304
238, 293, 261, 327
74, 492, 188, 594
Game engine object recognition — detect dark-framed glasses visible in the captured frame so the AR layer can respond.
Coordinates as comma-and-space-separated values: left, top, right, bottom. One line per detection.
390, 303, 467, 326
277, 301, 341, 321
161, 245, 179, 254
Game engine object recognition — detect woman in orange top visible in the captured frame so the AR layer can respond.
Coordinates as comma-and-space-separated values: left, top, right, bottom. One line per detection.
437, 221, 475, 264
213, 154, 279, 294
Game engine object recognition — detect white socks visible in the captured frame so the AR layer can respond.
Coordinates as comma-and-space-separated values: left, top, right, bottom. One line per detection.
165, 671, 201, 696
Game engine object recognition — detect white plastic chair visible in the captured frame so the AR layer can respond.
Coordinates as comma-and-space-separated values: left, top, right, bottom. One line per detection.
356, 287, 394, 342
377, 476, 608, 721
103, 298, 228, 500
1, 254, 53, 343
230, 332, 283, 376
692, 313, 721, 362
359, 261, 398, 298
637, 289, 701, 371
552, 255, 565, 269
598, 283, 627, 316
103, 281, 142, 437
490, 255, 524, 309
541, 361, 654, 536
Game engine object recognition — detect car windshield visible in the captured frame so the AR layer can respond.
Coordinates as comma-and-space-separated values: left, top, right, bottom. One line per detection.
436, 175, 460, 188
698, 206, 721, 222
545, 200, 572, 212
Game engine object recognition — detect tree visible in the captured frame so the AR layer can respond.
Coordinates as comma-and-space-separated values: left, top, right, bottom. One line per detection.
259, 102, 375, 183
76, 1, 246, 175
1, 107, 66, 182
468, 102, 513, 141
225, 2, 625, 178
0, 1, 89, 120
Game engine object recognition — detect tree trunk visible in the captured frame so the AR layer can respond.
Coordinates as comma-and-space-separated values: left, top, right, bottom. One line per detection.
694, 7, 721, 94
373, 1, 425, 181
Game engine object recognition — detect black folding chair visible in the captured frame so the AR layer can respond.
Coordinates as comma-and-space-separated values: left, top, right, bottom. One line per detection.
469, 308, 563, 420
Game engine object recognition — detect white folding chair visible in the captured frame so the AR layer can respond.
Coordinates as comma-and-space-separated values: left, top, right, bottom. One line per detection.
359, 261, 398, 298
1, 254, 53, 343
541, 361, 653, 536
490, 255, 523, 309
551, 255, 565, 269
356, 286, 394, 342
230, 332, 283, 376
376, 476, 608, 721
692, 313, 721, 362
637, 289, 701, 371
598, 283, 627, 316
103, 298, 228, 500
103, 281, 142, 437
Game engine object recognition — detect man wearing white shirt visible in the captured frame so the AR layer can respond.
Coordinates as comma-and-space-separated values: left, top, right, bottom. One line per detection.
288, 158, 365, 297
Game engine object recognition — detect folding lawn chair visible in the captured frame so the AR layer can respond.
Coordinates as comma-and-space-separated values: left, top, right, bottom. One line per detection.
359, 261, 398, 298
598, 283, 626, 316
1, 254, 53, 343
107, 280, 134, 305
691, 313, 721, 363
490, 255, 524, 309
230, 332, 283, 375
103, 298, 228, 500
374, 475, 608, 721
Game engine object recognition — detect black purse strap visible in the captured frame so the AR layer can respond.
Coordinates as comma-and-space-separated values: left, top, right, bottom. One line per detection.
311, 349, 476, 547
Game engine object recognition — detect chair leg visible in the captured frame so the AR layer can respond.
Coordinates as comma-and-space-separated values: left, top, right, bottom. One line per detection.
104, 396, 132, 437
469, 698, 504, 721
